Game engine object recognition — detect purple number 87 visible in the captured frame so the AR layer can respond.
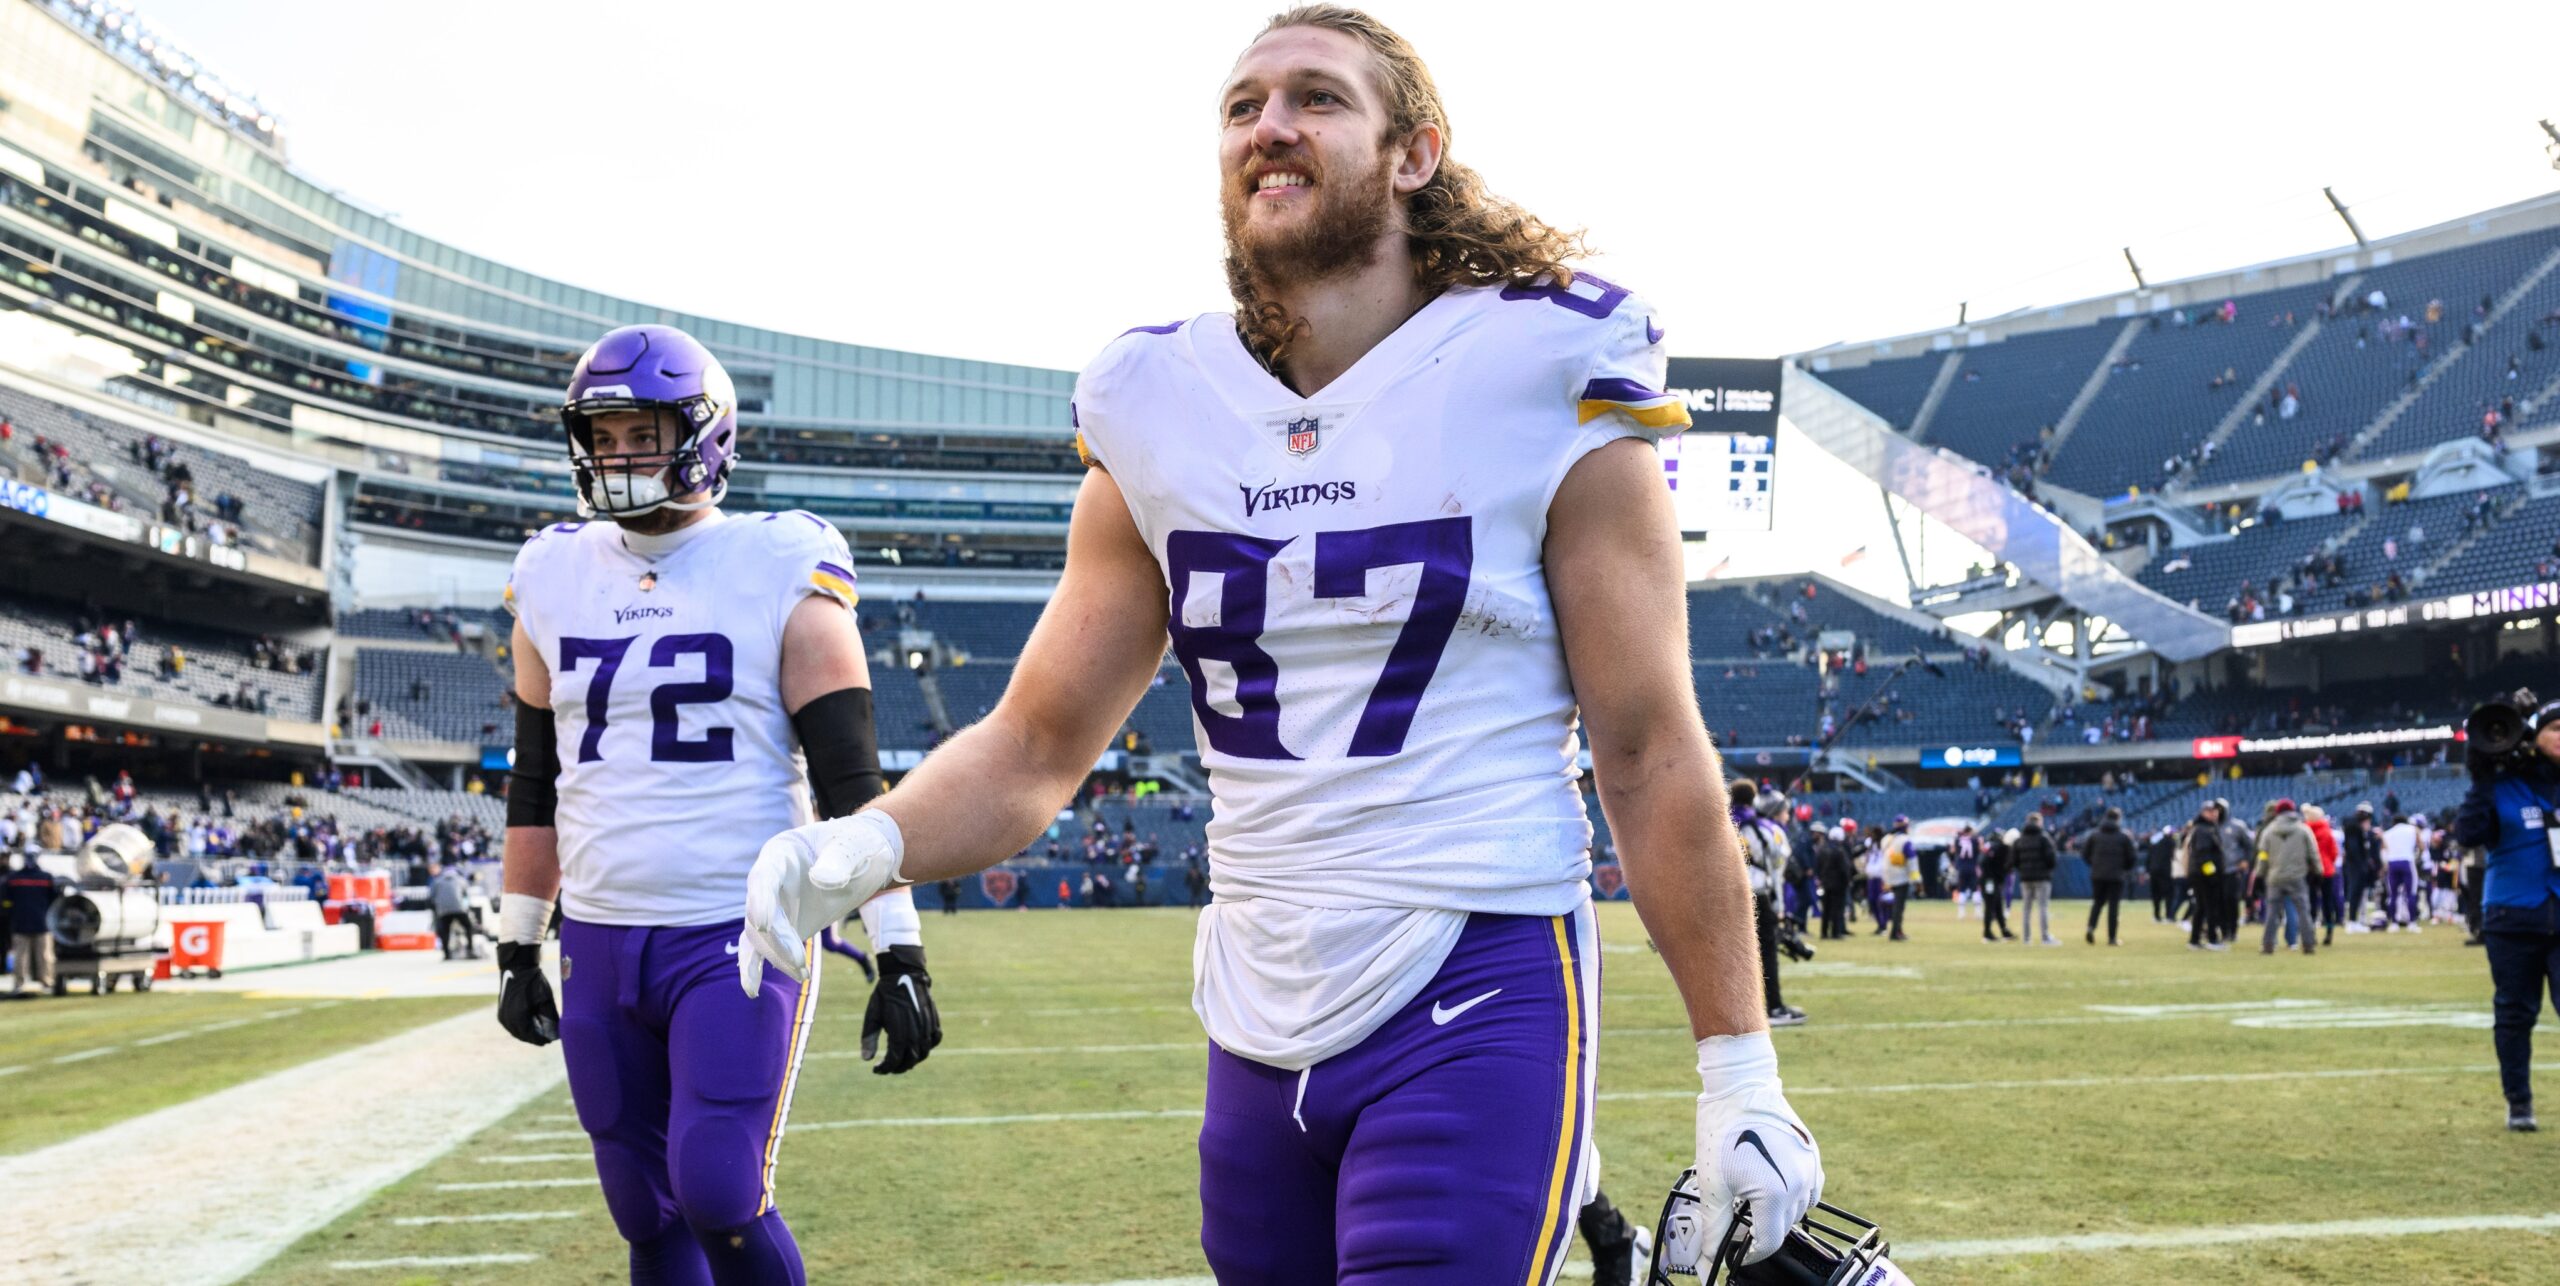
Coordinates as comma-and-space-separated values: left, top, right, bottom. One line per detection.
1164, 517, 1473, 760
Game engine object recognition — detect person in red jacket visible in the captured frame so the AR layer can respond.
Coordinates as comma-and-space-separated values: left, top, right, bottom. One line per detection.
2304, 804, 2343, 947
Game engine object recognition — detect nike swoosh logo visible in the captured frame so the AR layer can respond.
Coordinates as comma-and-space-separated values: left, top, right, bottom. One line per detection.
1431, 988, 1502, 1025
1735, 1129, 1790, 1194
724, 941, 740, 956
898, 975, 920, 1007
1646, 318, 1664, 345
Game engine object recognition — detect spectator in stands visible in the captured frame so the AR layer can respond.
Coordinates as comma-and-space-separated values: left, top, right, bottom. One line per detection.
2081, 808, 2134, 946
2011, 813, 2058, 946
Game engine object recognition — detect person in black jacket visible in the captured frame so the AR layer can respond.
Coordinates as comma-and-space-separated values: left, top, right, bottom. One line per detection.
1815, 826, 1853, 940
2183, 806, 2230, 950
2145, 825, 2179, 922
1980, 828, 2016, 942
2082, 808, 2136, 945
2011, 813, 2059, 945
2339, 803, 2380, 930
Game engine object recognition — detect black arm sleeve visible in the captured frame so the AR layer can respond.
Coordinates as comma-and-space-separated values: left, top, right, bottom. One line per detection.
792, 686, 884, 820
506, 700, 560, 828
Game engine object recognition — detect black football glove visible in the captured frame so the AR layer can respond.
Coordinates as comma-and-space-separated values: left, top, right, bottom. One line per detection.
861, 943, 941, 1074
497, 940, 559, 1047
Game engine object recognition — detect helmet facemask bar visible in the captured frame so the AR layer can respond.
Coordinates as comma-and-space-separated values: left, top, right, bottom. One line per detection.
563, 398, 729, 519
1652, 1172, 1898, 1286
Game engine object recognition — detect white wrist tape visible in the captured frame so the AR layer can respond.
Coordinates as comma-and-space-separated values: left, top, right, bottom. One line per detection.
859, 885, 923, 950
1697, 1030, 1780, 1097
500, 895, 553, 945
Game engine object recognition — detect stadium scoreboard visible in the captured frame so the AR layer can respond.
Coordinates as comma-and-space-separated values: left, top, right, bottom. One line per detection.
1661, 357, 1781, 536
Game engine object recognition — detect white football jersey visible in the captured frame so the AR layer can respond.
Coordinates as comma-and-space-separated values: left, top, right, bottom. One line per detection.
506, 510, 859, 926
1073, 276, 1688, 1065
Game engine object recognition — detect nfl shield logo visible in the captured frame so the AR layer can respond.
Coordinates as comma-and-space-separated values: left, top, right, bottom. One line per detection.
1285, 416, 1321, 457
979, 869, 1019, 906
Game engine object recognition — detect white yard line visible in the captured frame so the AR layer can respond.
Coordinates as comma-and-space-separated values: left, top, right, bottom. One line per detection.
0, 1065, 24, 1078
1593, 1062, 2550, 1102
48, 1046, 117, 1064
1028, 1212, 2560, 1286
796, 1108, 1210, 1131
434, 1177, 599, 1192
327, 1253, 541, 1270
0, 1009, 564, 1286
808, 1042, 1201, 1060
1895, 1212, 2560, 1260
477, 1153, 593, 1165
609, 1060, 2560, 1142
388, 1211, 583, 1226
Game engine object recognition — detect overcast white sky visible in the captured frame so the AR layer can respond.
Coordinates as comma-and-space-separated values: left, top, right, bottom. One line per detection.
129, 0, 2560, 375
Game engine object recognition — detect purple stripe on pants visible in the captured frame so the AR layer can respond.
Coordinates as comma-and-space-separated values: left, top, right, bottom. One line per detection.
1198, 906, 1595, 1285
559, 918, 816, 1283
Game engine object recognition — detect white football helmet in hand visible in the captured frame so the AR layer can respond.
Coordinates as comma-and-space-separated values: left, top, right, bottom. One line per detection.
1672, 1032, 1824, 1270
738, 810, 907, 997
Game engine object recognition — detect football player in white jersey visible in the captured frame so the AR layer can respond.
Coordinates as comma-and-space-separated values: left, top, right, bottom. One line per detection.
495, 324, 941, 1285
738, 8, 1821, 1281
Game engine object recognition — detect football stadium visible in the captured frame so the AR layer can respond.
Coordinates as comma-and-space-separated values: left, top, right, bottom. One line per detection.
4, 2, 2559, 1283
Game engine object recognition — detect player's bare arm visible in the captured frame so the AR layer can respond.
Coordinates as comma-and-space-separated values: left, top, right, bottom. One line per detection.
881, 469, 1169, 872
1548, 437, 1763, 1042
738, 468, 1168, 985
1550, 436, 1824, 1266
495, 615, 561, 1045
774, 586, 944, 1072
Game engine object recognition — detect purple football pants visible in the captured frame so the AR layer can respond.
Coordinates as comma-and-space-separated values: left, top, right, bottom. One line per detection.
2385, 864, 2420, 925
559, 918, 820, 1286
1198, 903, 1600, 1286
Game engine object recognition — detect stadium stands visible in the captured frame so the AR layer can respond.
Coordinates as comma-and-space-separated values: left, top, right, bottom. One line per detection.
2045, 280, 2336, 496
2193, 228, 2560, 486
1923, 323, 2127, 483
1810, 353, 1940, 434
1814, 226, 2560, 506
0, 597, 321, 719
2138, 506, 2356, 616
336, 607, 510, 644
351, 649, 513, 742
0, 383, 323, 564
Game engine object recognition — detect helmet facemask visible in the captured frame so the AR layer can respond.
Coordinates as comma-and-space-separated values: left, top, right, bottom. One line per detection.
564, 399, 730, 519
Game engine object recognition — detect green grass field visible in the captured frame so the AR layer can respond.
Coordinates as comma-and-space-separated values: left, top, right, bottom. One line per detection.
0, 991, 481, 1156
110, 901, 2560, 1283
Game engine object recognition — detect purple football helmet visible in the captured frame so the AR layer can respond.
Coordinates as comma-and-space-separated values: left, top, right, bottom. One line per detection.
561, 324, 738, 518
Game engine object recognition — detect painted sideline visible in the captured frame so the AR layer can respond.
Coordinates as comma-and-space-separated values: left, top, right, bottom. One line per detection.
1896, 1212, 2560, 1260
0, 1009, 564, 1286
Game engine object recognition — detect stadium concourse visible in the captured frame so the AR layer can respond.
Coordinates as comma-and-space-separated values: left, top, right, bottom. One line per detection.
2, 0, 2559, 1278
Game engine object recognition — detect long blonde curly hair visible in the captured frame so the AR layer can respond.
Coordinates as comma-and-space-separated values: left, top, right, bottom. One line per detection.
1229, 5, 1589, 369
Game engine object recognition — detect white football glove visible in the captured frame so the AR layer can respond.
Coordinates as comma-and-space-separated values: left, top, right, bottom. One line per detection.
738, 810, 907, 998
1681, 1031, 1823, 1268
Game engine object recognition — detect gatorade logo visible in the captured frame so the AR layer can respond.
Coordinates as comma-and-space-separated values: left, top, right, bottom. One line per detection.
177, 925, 210, 956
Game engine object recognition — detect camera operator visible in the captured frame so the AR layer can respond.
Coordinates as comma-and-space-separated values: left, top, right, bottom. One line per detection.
2454, 697, 2560, 1133
1730, 782, 1807, 1027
